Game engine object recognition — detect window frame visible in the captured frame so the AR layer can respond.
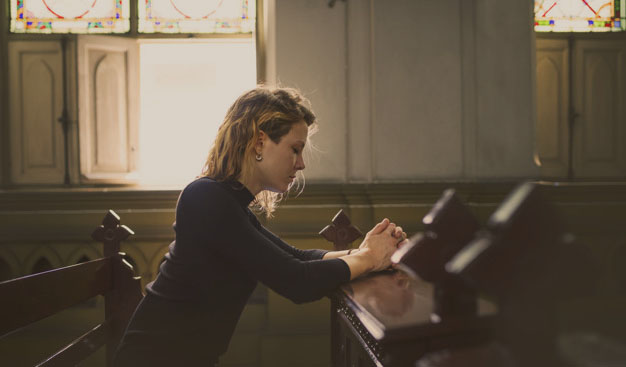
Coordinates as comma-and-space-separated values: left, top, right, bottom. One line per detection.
0, 0, 268, 189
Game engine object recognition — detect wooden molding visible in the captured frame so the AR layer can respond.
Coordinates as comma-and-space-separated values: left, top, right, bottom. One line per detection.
1, 181, 625, 243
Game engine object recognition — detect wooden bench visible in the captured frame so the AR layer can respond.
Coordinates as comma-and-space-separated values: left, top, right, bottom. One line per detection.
327, 183, 615, 367
324, 192, 494, 366
0, 210, 143, 367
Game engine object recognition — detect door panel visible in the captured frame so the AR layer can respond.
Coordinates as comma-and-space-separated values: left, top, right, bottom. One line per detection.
8, 41, 65, 184
574, 40, 626, 178
77, 35, 139, 184
536, 36, 626, 179
536, 39, 569, 178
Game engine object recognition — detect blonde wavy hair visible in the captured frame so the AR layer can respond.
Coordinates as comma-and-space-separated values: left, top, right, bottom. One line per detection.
201, 87, 317, 217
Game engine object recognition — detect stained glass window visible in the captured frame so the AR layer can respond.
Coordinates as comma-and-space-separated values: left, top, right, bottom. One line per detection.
10, 0, 130, 34
535, 0, 626, 32
139, 0, 254, 34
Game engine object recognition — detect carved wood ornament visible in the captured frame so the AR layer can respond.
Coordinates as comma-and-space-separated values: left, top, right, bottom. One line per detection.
319, 209, 363, 251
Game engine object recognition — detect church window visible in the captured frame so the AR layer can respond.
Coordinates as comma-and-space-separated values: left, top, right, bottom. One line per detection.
9, 0, 130, 34
139, 0, 254, 34
5, 0, 260, 186
535, 0, 625, 32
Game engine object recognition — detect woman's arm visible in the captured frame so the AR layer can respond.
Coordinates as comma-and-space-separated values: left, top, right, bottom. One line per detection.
321, 249, 352, 260
177, 182, 352, 304
257, 224, 328, 261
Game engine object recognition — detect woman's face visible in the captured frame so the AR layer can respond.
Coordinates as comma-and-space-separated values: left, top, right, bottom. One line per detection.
255, 120, 308, 193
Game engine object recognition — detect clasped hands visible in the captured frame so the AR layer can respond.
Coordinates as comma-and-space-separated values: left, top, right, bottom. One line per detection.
357, 218, 409, 272
373, 218, 409, 247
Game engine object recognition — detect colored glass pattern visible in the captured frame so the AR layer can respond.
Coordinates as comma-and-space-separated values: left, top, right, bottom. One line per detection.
139, 0, 254, 33
535, 0, 626, 32
10, 0, 130, 33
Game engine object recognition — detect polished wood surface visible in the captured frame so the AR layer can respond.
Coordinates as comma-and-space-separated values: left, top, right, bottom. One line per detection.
331, 270, 497, 366
340, 270, 496, 342
0, 257, 113, 337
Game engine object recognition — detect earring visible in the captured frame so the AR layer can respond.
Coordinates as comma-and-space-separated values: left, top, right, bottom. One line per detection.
255, 153, 263, 162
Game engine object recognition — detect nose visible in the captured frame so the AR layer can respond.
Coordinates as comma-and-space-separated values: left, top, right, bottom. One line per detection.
295, 155, 305, 171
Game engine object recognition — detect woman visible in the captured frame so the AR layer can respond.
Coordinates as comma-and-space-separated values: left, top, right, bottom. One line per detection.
114, 87, 406, 366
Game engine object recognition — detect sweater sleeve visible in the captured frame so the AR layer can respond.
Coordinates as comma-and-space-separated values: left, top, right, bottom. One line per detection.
175, 181, 351, 304
254, 219, 328, 261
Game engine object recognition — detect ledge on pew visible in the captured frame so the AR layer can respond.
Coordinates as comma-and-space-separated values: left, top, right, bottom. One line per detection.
0, 210, 143, 367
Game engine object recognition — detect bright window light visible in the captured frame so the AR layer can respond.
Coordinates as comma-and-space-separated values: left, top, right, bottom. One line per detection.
139, 40, 257, 186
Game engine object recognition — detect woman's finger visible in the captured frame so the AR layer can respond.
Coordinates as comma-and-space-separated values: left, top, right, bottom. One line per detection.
393, 226, 404, 238
383, 222, 397, 236
369, 218, 390, 235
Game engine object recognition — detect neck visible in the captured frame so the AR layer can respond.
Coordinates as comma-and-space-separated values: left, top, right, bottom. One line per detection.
238, 171, 262, 197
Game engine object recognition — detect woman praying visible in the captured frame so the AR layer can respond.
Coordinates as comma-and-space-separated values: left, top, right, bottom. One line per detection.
113, 87, 406, 367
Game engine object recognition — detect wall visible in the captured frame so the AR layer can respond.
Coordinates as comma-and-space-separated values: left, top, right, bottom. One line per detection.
269, 0, 538, 183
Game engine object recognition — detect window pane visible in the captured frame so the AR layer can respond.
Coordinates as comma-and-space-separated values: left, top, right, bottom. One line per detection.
535, 0, 625, 32
139, 0, 255, 34
10, 0, 130, 34
138, 40, 257, 185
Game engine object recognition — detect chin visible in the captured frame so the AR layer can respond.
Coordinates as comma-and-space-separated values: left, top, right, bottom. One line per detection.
266, 185, 289, 193
264, 180, 292, 194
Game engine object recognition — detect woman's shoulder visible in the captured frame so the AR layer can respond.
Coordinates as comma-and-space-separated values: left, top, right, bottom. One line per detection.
184, 176, 219, 190
175, 178, 242, 226
179, 177, 233, 204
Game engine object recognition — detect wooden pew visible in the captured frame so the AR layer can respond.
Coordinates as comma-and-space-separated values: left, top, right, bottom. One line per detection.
325, 183, 611, 367
443, 182, 602, 367
392, 189, 481, 320
324, 191, 494, 367
0, 210, 143, 367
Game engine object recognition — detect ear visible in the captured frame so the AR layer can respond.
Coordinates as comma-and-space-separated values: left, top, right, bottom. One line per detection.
255, 131, 267, 154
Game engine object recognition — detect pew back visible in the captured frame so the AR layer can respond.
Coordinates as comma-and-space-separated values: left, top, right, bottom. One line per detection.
0, 210, 143, 367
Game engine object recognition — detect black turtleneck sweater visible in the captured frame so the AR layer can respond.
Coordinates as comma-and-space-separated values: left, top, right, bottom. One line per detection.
114, 177, 351, 366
